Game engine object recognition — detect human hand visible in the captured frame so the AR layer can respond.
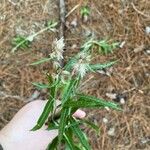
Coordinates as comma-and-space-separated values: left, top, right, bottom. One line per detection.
0, 100, 86, 150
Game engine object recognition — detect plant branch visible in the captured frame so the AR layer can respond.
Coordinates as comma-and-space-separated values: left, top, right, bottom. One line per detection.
11, 22, 57, 53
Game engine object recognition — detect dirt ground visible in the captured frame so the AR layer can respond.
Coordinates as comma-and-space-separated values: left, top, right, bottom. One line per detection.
0, 0, 150, 150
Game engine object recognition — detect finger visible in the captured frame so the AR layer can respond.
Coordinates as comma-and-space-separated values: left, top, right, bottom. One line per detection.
27, 129, 58, 150
73, 109, 86, 119
32, 100, 86, 119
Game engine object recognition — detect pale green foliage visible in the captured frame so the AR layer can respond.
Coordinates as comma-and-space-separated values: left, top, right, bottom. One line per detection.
30, 58, 51, 66
80, 6, 90, 17
98, 40, 119, 54
12, 36, 30, 49
81, 39, 119, 54
11, 21, 57, 53
32, 82, 49, 89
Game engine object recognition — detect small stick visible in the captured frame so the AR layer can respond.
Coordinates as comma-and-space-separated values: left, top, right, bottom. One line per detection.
131, 3, 150, 19
65, 4, 80, 18
59, 0, 66, 67
59, 0, 66, 38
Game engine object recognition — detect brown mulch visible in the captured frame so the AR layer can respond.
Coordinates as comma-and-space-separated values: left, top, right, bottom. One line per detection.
0, 0, 150, 150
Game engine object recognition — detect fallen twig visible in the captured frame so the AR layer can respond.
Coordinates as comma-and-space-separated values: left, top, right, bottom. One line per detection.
59, 0, 66, 38
59, 0, 66, 67
65, 4, 80, 18
131, 3, 150, 19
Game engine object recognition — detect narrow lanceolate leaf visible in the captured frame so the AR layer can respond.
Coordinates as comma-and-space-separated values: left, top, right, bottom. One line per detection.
64, 133, 75, 150
30, 57, 51, 65
32, 82, 49, 89
64, 94, 121, 110
66, 145, 82, 150
47, 122, 59, 130
66, 119, 99, 133
31, 99, 54, 131
74, 146, 82, 150
70, 118, 91, 150
64, 98, 104, 108
58, 108, 70, 145
11, 36, 30, 52
61, 79, 78, 105
78, 94, 121, 110
47, 74, 58, 98
47, 21, 58, 29
80, 39, 93, 52
49, 81, 57, 99
66, 120, 82, 129
65, 128, 74, 150
89, 61, 117, 72
46, 136, 58, 150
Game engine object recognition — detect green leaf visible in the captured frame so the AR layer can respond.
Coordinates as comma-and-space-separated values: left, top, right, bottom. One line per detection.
46, 74, 59, 98
46, 21, 58, 29
64, 128, 74, 150
66, 120, 82, 129
64, 99, 103, 108
31, 99, 54, 131
98, 40, 119, 54
80, 39, 94, 52
11, 35, 31, 52
64, 133, 75, 150
80, 6, 90, 16
65, 145, 71, 150
32, 82, 49, 89
66, 118, 99, 133
12, 21, 57, 53
58, 108, 70, 144
65, 137, 83, 150
61, 79, 78, 105
30, 57, 51, 65
78, 94, 121, 110
12, 36, 30, 48
46, 136, 58, 150
74, 146, 82, 150
64, 94, 121, 110
112, 42, 119, 49
89, 61, 117, 71
65, 145, 81, 150
70, 118, 91, 150
47, 122, 59, 130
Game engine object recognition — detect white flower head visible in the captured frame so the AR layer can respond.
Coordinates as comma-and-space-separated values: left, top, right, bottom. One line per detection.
53, 37, 65, 54
50, 37, 65, 69
51, 37, 65, 61
73, 63, 90, 78
73, 52, 91, 78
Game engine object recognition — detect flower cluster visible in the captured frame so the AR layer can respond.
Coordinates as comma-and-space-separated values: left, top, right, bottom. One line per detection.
50, 37, 65, 69
73, 52, 91, 78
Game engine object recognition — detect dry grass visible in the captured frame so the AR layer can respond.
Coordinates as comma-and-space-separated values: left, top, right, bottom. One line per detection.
0, 0, 150, 149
